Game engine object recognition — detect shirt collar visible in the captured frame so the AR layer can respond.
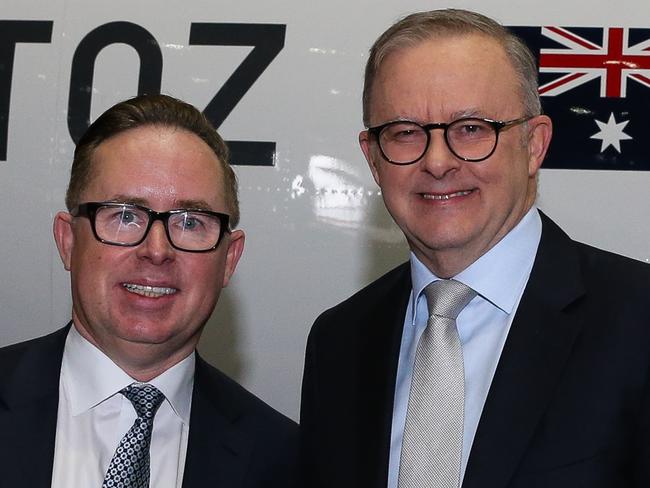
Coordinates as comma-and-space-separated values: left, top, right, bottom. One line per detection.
61, 325, 195, 425
409, 206, 542, 322
149, 351, 194, 424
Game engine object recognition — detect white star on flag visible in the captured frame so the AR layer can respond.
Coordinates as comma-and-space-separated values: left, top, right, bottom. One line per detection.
590, 112, 633, 153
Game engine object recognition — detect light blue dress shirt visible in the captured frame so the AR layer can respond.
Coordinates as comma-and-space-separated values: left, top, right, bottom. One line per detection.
387, 207, 542, 488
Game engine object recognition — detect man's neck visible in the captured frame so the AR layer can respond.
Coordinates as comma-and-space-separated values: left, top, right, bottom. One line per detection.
71, 322, 198, 382
412, 203, 537, 278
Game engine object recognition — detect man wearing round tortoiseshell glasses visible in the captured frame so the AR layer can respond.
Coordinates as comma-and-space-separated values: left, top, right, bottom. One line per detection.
301, 9, 650, 488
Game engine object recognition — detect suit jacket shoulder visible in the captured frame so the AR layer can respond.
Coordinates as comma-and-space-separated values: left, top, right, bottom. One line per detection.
0, 326, 67, 487
301, 263, 411, 488
573, 236, 649, 295
309, 262, 411, 342
0, 326, 67, 395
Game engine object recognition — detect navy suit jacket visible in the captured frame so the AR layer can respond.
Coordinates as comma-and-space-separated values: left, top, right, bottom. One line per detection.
0, 325, 298, 487
301, 212, 650, 487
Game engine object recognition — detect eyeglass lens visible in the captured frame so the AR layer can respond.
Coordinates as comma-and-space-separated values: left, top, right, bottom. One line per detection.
378, 119, 498, 163
94, 205, 222, 251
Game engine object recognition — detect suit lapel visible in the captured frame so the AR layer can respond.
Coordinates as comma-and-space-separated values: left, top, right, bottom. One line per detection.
359, 264, 411, 487
463, 214, 587, 488
0, 326, 68, 487
182, 356, 255, 488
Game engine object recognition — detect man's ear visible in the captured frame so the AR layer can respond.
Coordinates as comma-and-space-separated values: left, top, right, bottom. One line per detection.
359, 130, 382, 186
221, 229, 245, 288
527, 115, 553, 177
53, 211, 75, 271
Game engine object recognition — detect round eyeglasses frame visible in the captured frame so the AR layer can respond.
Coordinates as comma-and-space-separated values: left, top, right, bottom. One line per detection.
367, 115, 535, 165
71, 202, 231, 253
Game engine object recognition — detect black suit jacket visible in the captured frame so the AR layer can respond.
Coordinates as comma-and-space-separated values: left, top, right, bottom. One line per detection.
0, 325, 298, 487
301, 213, 650, 487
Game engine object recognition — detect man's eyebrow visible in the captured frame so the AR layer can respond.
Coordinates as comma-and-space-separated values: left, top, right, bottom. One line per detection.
449, 108, 486, 119
175, 199, 214, 210
106, 195, 148, 206
386, 108, 489, 125
105, 195, 214, 210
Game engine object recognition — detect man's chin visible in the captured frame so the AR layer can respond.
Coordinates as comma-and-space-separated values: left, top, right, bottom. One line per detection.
115, 326, 178, 347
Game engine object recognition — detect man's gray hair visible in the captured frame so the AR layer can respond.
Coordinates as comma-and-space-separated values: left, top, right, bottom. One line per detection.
362, 9, 541, 126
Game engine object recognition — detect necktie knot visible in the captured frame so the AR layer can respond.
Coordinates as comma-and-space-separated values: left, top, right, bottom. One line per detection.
424, 279, 476, 320
121, 383, 164, 420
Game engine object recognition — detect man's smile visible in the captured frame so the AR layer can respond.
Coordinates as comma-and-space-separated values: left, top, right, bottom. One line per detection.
420, 189, 474, 200
122, 283, 178, 298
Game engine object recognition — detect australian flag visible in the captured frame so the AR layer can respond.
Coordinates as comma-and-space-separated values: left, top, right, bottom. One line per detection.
511, 26, 650, 171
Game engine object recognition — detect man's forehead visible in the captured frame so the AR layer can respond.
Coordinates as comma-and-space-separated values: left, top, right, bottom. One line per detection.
369, 35, 520, 120
90, 126, 222, 172
379, 32, 508, 71
80, 126, 226, 211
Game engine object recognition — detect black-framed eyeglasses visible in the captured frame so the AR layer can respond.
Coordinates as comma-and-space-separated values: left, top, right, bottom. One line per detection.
71, 202, 231, 253
367, 116, 535, 165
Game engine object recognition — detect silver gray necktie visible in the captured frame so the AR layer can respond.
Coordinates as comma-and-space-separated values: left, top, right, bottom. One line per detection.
102, 383, 164, 488
398, 279, 476, 488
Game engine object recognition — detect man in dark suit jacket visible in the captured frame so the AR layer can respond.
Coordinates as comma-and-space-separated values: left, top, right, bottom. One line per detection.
0, 94, 297, 487
301, 9, 650, 488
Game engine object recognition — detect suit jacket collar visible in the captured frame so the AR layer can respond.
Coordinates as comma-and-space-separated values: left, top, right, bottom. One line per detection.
462, 212, 587, 487
181, 354, 257, 487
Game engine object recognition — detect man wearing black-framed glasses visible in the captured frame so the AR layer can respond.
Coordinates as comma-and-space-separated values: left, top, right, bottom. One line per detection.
0, 94, 297, 487
301, 9, 650, 488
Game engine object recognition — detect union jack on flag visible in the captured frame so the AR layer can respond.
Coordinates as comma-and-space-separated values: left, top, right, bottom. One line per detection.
538, 27, 650, 98
511, 26, 650, 171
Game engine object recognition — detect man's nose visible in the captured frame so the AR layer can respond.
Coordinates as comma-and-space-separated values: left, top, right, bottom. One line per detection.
135, 221, 176, 264
419, 130, 462, 179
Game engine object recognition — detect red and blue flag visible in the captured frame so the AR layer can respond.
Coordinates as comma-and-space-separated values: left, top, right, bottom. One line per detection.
511, 26, 650, 170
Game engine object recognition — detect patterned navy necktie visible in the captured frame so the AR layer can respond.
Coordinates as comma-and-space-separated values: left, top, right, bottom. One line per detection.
102, 384, 164, 488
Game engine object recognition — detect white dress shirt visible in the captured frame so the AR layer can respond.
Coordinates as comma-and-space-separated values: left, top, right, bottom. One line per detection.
387, 207, 542, 488
51, 326, 194, 488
